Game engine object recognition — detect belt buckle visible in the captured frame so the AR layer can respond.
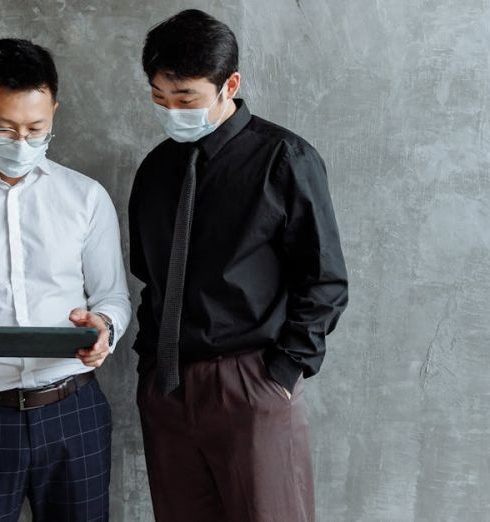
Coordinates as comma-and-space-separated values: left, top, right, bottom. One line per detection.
18, 389, 40, 411
57, 378, 71, 400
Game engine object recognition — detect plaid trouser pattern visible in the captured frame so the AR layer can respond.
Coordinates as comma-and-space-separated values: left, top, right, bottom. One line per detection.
0, 378, 112, 522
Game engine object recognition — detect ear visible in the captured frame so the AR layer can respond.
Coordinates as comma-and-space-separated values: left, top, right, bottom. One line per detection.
226, 72, 241, 99
53, 100, 60, 113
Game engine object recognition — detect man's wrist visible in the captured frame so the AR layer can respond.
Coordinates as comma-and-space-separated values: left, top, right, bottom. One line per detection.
93, 312, 114, 347
263, 349, 303, 394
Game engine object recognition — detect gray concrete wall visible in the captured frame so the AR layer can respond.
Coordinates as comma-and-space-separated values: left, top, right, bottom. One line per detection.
1, 0, 489, 520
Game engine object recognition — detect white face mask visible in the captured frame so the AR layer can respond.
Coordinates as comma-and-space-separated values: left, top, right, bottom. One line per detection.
153, 83, 229, 143
0, 138, 49, 179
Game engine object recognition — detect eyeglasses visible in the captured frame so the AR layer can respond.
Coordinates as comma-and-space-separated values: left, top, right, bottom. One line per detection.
0, 128, 55, 148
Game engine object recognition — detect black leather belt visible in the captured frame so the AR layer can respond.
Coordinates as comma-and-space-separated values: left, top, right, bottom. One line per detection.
0, 371, 95, 411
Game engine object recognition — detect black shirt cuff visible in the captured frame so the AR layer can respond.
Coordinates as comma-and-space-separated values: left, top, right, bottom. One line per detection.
263, 350, 303, 394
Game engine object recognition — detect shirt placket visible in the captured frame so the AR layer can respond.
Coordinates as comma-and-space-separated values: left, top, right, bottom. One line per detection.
6, 182, 36, 388
7, 185, 29, 325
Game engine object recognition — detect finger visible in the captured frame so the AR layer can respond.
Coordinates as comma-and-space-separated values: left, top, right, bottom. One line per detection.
79, 358, 104, 368
77, 344, 109, 357
79, 354, 105, 364
77, 352, 107, 366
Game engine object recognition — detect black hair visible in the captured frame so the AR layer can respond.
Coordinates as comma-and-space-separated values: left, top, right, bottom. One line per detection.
0, 38, 58, 99
142, 9, 238, 92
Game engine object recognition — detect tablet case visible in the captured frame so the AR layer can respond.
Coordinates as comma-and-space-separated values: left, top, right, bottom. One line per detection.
0, 327, 98, 358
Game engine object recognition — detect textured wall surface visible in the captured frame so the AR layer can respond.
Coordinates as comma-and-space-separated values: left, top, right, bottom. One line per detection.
1, 1, 489, 521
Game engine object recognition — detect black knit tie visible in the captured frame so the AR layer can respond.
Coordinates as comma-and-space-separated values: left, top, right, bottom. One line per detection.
156, 147, 199, 395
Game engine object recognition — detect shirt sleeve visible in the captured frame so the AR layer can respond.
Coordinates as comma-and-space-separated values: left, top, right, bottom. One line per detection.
82, 182, 132, 352
128, 164, 158, 361
265, 141, 349, 392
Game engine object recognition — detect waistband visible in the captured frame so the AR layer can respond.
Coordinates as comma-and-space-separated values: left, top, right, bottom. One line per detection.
0, 371, 95, 411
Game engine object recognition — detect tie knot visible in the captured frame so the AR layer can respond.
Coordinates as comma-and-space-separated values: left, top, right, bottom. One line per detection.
189, 147, 199, 165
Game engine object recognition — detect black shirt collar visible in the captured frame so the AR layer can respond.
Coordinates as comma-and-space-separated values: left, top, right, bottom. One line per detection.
197, 99, 251, 161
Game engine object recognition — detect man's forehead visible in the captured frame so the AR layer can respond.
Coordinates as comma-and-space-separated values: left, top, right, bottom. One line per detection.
0, 88, 55, 125
0, 115, 46, 124
152, 72, 214, 93
0, 86, 55, 102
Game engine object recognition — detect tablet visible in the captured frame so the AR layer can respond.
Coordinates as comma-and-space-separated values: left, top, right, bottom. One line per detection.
0, 327, 98, 358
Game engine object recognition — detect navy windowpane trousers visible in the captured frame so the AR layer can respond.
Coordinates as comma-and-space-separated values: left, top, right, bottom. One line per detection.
0, 378, 111, 522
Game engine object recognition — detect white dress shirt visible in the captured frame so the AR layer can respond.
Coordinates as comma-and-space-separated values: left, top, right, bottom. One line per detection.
0, 157, 131, 391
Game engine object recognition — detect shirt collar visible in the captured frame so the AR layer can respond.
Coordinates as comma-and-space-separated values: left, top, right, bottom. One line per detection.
36, 157, 52, 175
197, 99, 251, 161
0, 157, 51, 188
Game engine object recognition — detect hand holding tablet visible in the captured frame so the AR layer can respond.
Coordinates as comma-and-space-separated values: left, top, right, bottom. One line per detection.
0, 327, 98, 358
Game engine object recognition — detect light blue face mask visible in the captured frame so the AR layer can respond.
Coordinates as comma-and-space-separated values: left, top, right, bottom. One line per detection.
153, 83, 229, 143
0, 138, 50, 179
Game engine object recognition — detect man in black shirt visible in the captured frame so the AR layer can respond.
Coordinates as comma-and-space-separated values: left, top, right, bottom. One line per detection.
129, 9, 348, 522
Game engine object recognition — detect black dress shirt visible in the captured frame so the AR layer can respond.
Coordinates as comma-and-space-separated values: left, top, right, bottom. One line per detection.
129, 99, 348, 392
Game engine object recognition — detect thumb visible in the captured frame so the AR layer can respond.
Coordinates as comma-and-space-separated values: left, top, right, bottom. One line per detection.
69, 308, 88, 324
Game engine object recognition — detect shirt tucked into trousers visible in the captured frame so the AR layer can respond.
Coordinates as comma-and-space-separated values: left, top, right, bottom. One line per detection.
0, 159, 131, 521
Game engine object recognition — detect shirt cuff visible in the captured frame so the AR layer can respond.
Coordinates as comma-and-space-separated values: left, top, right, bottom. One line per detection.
263, 349, 303, 394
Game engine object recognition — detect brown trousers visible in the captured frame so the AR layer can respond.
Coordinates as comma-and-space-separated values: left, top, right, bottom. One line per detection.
137, 348, 315, 522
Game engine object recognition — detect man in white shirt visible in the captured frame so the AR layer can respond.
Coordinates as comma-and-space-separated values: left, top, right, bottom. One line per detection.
0, 39, 131, 521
